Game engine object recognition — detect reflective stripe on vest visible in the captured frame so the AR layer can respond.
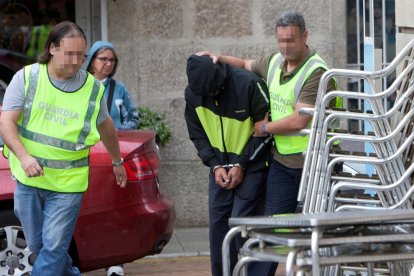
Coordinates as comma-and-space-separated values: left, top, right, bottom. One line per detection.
195, 106, 252, 155
267, 53, 329, 154
8, 64, 104, 192
36, 156, 90, 169
266, 54, 284, 86
20, 65, 101, 151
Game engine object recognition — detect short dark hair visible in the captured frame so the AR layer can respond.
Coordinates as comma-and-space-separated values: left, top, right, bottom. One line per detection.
37, 21, 87, 64
274, 11, 306, 34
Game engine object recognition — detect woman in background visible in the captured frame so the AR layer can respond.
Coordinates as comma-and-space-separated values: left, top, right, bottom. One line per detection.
85, 40, 139, 131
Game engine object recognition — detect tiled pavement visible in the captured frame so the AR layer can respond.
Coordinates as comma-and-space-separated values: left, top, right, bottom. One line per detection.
85, 227, 285, 276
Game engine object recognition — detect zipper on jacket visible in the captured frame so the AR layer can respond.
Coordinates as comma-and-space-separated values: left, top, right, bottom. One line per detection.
216, 99, 230, 165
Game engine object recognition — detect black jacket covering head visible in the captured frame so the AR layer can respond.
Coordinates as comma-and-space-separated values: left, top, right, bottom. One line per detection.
184, 54, 271, 173
186, 55, 227, 96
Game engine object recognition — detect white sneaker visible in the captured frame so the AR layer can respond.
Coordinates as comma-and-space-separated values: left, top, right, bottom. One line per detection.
107, 265, 125, 276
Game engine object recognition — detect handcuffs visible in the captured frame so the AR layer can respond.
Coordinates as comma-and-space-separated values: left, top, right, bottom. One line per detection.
213, 163, 244, 173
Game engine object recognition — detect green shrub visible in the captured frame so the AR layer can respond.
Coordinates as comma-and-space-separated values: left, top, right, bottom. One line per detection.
137, 106, 171, 146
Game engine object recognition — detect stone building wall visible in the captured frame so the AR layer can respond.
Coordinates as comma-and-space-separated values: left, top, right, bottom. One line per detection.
107, 0, 347, 226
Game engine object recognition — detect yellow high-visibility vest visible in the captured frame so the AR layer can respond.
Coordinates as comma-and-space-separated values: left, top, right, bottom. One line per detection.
267, 53, 339, 154
26, 25, 52, 59
7, 63, 104, 192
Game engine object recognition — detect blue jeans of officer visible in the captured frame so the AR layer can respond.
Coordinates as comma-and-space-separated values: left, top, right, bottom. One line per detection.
14, 181, 83, 276
209, 169, 267, 276
248, 157, 302, 276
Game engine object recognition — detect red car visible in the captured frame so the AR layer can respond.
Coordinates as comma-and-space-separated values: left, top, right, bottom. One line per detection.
0, 128, 176, 274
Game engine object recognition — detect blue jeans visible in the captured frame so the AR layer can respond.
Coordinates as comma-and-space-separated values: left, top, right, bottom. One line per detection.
208, 169, 267, 276
248, 158, 302, 276
14, 182, 83, 276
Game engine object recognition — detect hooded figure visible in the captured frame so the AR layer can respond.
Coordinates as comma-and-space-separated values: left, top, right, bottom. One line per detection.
186, 54, 227, 97
84, 41, 139, 130
184, 54, 271, 276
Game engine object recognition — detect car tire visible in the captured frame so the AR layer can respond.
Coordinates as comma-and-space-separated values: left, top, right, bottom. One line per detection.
0, 208, 20, 227
0, 209, 34, 275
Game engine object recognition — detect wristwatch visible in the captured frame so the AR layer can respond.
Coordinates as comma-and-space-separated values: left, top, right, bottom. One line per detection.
112, 158, 124, 167
261, 122, 268, 135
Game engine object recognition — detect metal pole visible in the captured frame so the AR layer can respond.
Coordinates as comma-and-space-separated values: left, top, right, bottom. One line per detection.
100, 0, 108, 41
369, 0, 375, 43
357, 0, 363, 130
382, 0, 388, 91
363, 0, 376, 176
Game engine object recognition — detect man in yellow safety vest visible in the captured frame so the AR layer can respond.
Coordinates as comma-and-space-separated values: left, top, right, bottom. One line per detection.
0, 21, 127, 276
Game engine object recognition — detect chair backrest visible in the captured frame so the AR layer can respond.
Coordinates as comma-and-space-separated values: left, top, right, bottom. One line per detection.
298, 39, 414, 214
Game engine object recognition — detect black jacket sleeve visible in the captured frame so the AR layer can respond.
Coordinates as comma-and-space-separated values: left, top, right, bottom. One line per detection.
184, 89, 220, 169
236, 78, 271, 169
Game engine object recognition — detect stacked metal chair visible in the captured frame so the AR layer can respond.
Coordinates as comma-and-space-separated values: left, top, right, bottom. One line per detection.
299, 38, 414, 213
225, 210, 414, 275
223, 39, 414, 276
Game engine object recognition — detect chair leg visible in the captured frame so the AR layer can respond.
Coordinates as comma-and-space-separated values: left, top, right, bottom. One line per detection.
222, 226, 243, 276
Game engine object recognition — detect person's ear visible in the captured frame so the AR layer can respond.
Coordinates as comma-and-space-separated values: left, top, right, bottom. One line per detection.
49, 43, 56, 55
303, 30, 308, 42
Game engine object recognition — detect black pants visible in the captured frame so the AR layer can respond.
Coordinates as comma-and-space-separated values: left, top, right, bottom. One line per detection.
208, 169, 267, 276
248, 158, 303, 276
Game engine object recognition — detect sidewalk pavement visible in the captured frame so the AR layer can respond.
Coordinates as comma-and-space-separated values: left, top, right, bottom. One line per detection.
84, 227, 211, 276
147, 227, 210, 258
86, 227, 287, 275
143, 227, 287, 275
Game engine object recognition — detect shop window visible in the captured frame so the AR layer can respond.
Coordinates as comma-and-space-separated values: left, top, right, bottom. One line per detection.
0, 0, 75, 57
0, 0, 75, 92
346, 0, 396, 132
